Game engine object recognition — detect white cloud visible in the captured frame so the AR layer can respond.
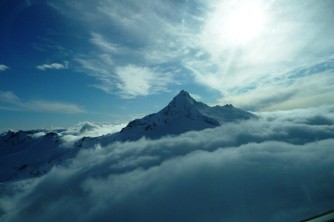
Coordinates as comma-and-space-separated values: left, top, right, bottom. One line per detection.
115, 65, 173, 98
0, 64, 9, 71
1, 106, 334, 222
116, 65, 154, 97
76, 54, 174, 98
0, 91, 84, 114
36, 62, 68, 70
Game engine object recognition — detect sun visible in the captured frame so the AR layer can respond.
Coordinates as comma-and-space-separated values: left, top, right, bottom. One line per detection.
225, 3, 266, 45
200, 1, 268, 56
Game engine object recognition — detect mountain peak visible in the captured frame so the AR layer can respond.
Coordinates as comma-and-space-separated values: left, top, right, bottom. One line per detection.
170, 90, 196, 106
174, 90, 193, 100
162, 90, 199, 117
177, 90, 190, 96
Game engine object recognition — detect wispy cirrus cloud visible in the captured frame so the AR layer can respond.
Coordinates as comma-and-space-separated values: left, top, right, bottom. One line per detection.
76, 29, 176, 98
0, 64, 9, 71
75, 56, 115, 93
49, 0, 190, 98
0, 91, 84, 114
36, 62, 68, 70
218, 67, 334, 111
0, 91, 20, 104
77, 56, 173, 98
48, 0, 334, 110
26, 100, 84, 114
186, 0, 334, 110
90, 33, 122, 54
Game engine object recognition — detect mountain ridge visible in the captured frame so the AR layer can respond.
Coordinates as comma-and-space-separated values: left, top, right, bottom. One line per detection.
116, 90, 256, 140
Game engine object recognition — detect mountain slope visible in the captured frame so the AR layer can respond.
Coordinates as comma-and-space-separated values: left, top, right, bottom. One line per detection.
86, 90, 256, 144
0, 130, 76, 182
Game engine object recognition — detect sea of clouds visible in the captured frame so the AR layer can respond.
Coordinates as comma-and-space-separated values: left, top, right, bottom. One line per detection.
1, 105, 334, 222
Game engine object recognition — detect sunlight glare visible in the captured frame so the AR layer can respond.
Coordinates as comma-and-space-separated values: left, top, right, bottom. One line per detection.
225, 3, 266, 44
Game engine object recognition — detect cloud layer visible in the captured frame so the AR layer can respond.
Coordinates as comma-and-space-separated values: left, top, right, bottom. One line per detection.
1, 106, 334, 222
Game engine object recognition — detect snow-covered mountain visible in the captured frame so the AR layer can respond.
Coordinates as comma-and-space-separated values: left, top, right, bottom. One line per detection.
119, 90, 256, 140
79, 90, 256, 147
0, 130, 75, 182
0, 90, 256, 182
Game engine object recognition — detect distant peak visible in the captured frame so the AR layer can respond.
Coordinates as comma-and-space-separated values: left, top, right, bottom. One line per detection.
163, 90, 197, 112
223, 104, 234, 108
176, 90, 190, 97
173, 90, 195, 103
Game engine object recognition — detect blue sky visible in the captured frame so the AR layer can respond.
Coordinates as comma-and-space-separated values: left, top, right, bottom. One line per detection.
1, 0, 334, 130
